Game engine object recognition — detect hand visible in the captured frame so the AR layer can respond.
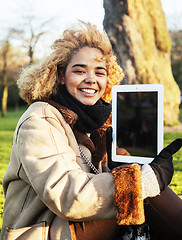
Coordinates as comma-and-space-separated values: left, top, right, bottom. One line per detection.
150, 138, 182, 191
106, 127, 130, 170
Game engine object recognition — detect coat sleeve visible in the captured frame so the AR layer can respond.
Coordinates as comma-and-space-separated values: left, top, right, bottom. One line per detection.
16, 106, 144, 225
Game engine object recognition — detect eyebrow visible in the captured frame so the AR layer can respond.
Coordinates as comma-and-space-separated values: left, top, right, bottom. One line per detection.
72, 64, 107, 72
72, 64, 86, 68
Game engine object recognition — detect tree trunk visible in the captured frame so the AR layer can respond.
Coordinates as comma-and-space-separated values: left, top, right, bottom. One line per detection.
2, 55, 8, 117
29, 45, 34, 64
1, 39, 9, 117
2, 85, 8, 117
103, 0, 180, 125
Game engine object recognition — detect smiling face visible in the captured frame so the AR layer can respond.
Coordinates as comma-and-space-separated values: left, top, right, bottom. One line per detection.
62, 47, 107, 105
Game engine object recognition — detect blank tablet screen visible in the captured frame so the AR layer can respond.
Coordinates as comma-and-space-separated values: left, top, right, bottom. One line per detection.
112, 84, 163, 164
117, 91, 157, 158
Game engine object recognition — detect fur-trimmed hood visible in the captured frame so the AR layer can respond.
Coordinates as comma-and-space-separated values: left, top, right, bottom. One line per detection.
17, 22, 124, 105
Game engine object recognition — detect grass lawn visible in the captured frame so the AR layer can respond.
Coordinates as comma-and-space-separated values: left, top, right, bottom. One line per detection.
0, 106, 27, 230
164, 132, 182, 195
0, 106, 182, 231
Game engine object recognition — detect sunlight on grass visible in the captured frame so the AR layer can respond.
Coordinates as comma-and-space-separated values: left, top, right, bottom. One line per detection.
0, 107, 27, 229
0, 131, 14, 230
164, 132, 182, 195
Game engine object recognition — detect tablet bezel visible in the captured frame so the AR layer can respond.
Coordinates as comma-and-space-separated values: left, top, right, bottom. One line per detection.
112, 84, 164, 164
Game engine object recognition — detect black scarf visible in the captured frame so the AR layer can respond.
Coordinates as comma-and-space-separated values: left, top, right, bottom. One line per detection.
51, 86, 111, 132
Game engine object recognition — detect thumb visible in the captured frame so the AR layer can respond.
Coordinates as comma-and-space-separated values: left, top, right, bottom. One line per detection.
106, 126, 112, 161
159, 138, 182, 158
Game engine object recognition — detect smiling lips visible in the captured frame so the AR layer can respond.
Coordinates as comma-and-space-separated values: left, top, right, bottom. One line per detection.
79, 88, 97, 94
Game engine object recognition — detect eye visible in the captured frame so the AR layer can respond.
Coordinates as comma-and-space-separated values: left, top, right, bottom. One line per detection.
74, 70, 85, 74
73, 67, 86, 74
95, 66, 107, 77
96, 71, 107, 77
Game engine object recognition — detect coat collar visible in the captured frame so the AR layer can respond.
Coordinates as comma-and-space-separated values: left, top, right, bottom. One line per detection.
44, 99, 111, 171
45, 99, 78, 127
45, 99, 112, 135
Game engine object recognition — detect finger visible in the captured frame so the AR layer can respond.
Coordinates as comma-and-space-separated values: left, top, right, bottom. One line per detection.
106, 126, 112, 141
116, 148, 131, 156
106, 127, 112, 161
160, 138, 182, 157
106, 127, 112, 152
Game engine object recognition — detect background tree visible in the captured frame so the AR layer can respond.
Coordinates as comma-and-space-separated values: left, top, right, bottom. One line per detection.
11, 14, 51, 64
170, 30, 182, 94
103, 0, 180, 125
0, 0, 55, 116
0, 32, 28, 117
0, 38, 10, 117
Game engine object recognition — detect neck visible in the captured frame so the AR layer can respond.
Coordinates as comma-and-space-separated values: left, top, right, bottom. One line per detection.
51, 85, 112, 132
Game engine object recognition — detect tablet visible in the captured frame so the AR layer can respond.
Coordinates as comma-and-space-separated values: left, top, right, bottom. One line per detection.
112, 84, 164, 164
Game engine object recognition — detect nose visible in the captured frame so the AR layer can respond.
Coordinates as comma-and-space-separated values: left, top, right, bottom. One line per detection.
85, 72, 96, 84
85, 77, 96, 84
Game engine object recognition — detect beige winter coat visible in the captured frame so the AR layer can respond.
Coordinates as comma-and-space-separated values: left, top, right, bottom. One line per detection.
1, 102, 144, 240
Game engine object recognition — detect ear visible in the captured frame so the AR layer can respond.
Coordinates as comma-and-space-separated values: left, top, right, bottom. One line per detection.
59, 77, 65, 84
57, 65, 65, 84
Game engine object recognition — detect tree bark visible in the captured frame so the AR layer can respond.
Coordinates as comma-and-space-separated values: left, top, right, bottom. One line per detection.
2, 61, 8, 117
2, 85, 8, 117
103, 0, 180, 125
1, 40, 9, 117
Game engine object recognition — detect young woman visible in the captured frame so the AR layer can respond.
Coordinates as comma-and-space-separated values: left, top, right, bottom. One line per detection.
1, 22, 182, 240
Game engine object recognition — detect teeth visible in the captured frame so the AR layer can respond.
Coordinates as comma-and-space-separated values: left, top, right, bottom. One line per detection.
80, 89, 96, 94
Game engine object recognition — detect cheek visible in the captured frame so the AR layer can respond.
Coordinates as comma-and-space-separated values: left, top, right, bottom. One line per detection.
64, 75, 76, 88
101, 78, 107, 91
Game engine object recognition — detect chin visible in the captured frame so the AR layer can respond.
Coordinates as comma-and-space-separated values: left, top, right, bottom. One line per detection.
82, 102, 95, 105
77, 96, 97, 105
80, 99, 96, 105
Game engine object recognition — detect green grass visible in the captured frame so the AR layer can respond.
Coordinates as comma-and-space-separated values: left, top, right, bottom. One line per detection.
164, 132, 182, 195
0, 106, 182, 231
0, 106, 27, 230
160, 107, 182, 195
179, 104, 182, 121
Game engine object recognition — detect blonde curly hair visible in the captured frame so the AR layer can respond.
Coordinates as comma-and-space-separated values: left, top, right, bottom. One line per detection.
17, 22, 124, 104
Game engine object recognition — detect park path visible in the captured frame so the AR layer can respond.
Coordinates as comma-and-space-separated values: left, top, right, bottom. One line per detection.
164, 124, 182, 133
